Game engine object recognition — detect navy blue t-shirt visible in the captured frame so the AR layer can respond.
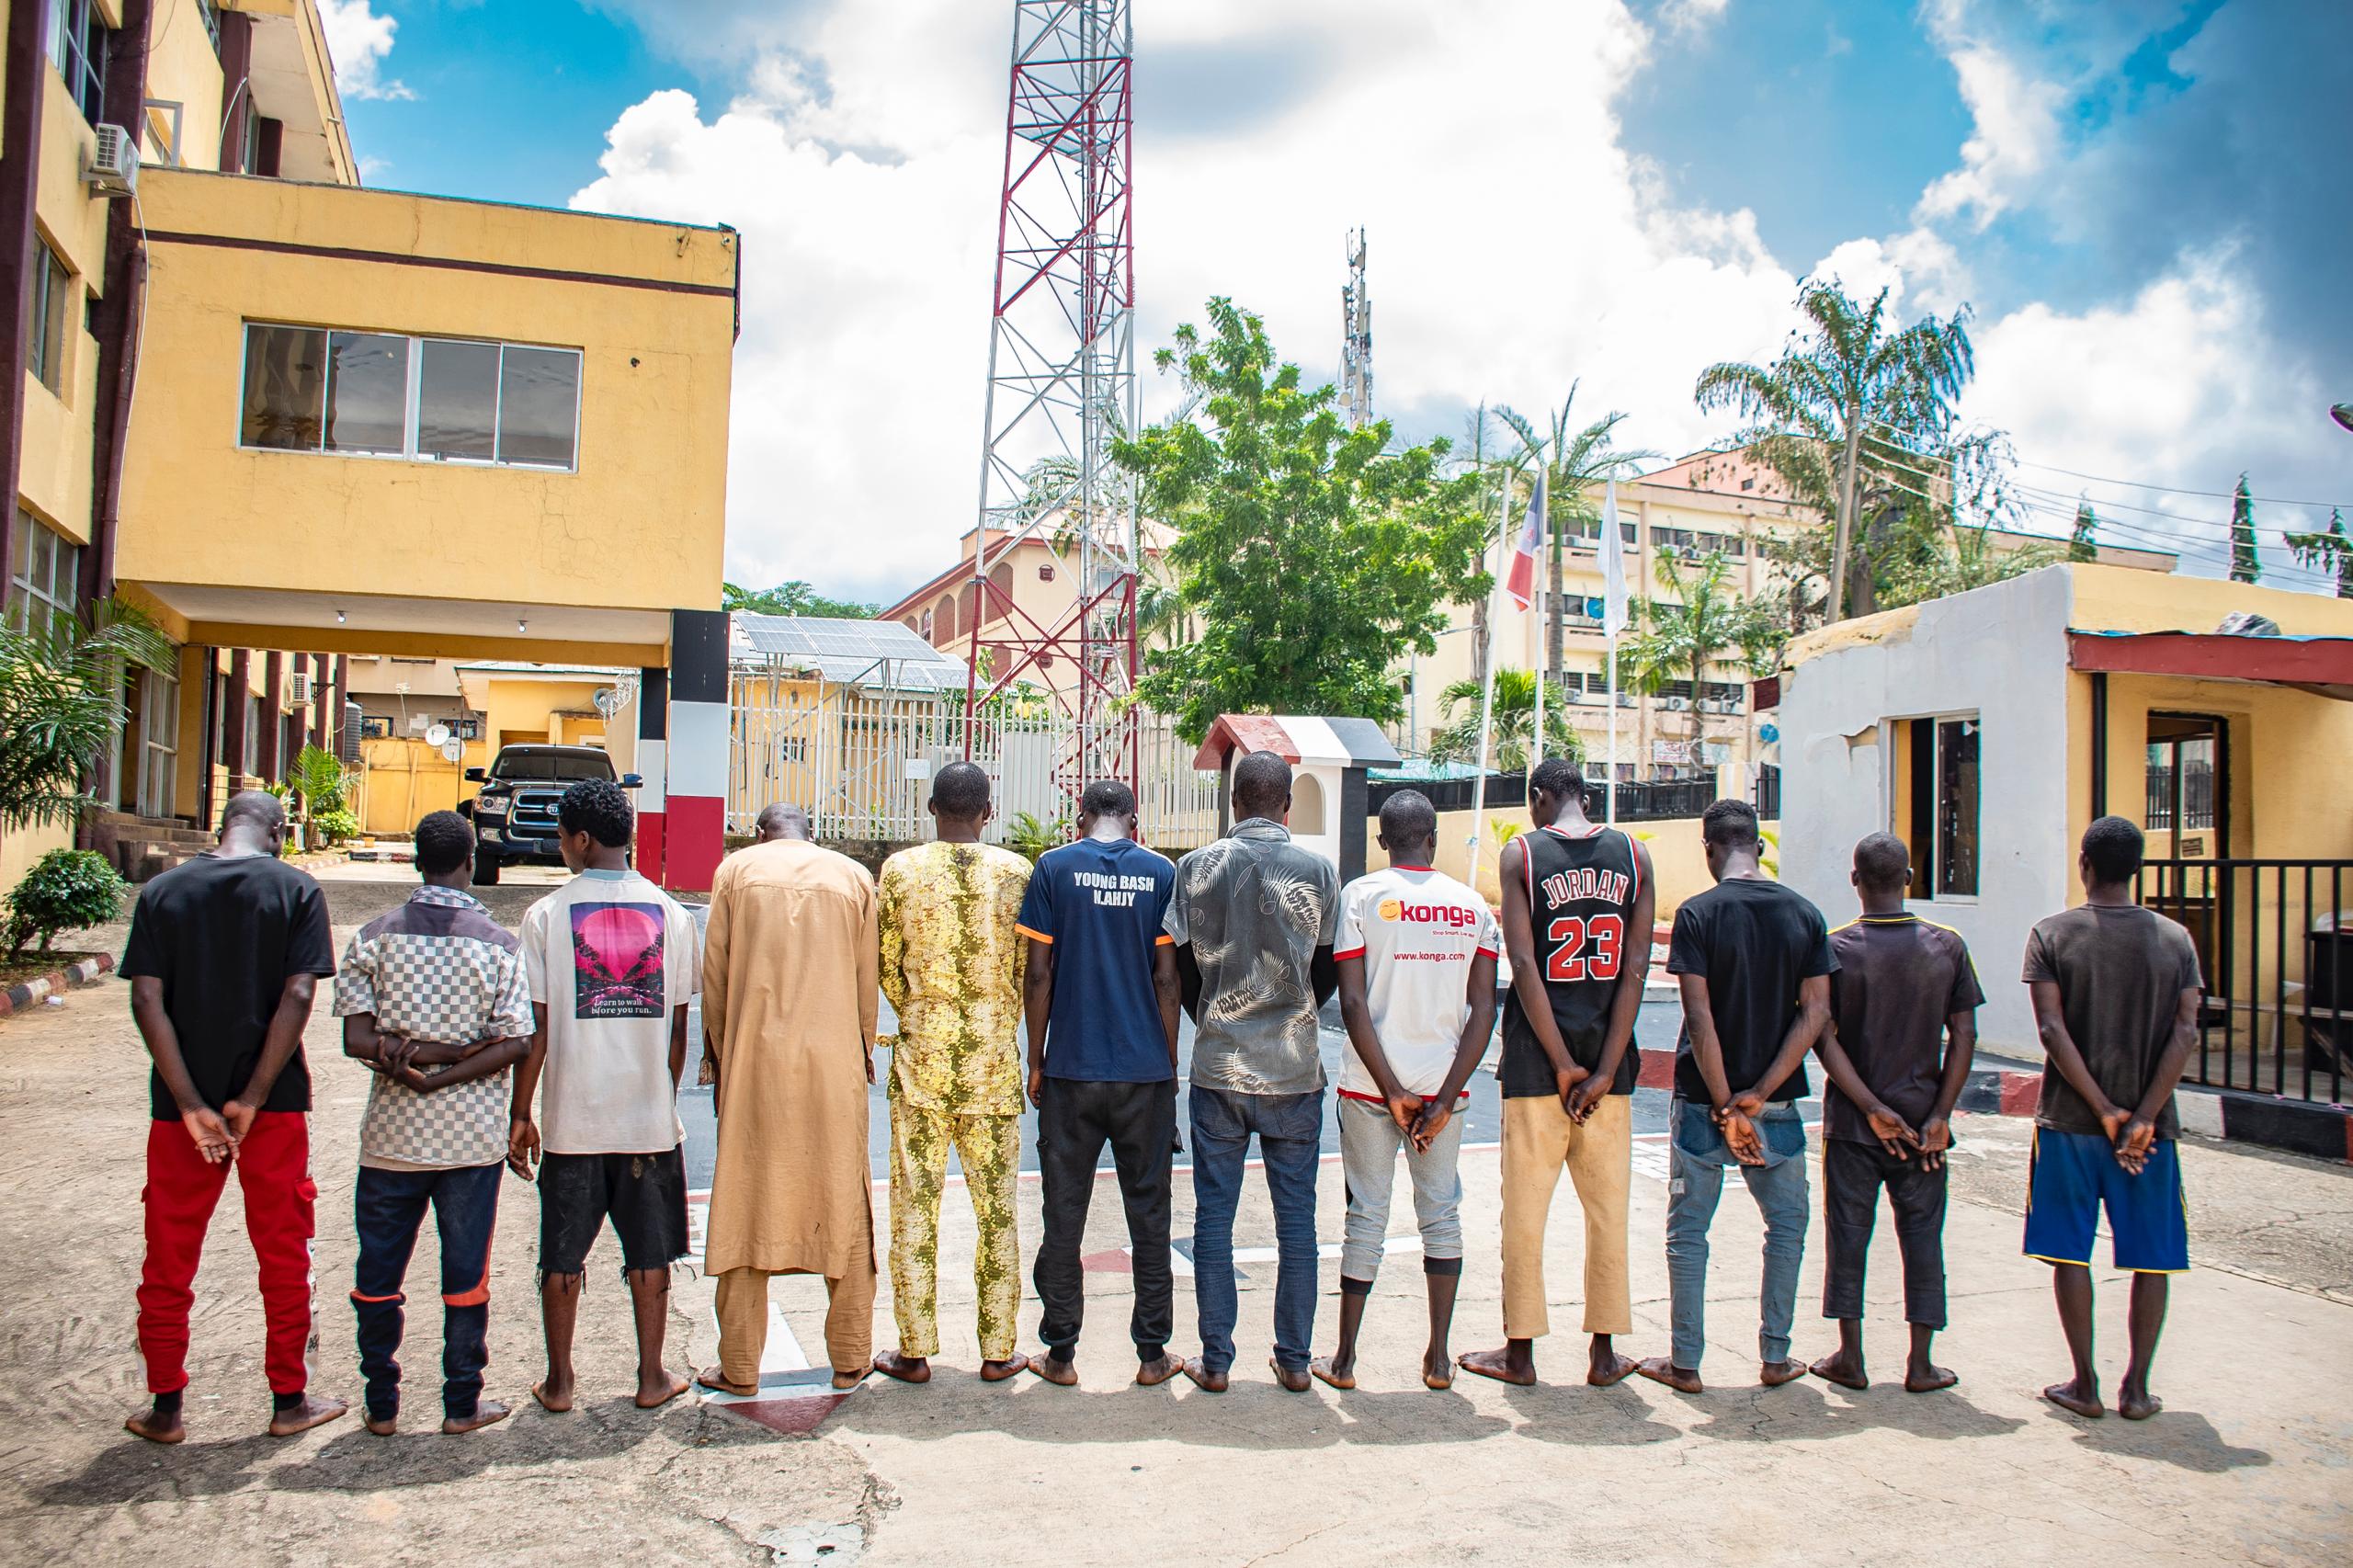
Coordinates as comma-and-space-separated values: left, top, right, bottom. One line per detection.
1016, 836, 1176, 1083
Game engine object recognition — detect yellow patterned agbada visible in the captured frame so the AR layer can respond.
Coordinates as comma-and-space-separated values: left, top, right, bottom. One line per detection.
877, 840, 1033, 1116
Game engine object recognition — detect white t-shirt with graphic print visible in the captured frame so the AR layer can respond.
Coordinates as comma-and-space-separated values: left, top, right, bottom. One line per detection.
1331, 865, 1500, 1101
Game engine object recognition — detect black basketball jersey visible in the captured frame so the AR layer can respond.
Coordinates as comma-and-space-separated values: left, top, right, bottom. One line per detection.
1498, 824, 1643, 1097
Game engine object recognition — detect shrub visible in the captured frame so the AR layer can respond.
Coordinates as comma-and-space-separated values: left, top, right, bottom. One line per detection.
288, 744, 347, 815
1006, 811, 1061, 864
6, 848, 129, 956
313, 806, 361, 845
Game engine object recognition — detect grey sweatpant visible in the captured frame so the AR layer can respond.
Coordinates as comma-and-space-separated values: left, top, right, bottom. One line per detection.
1336, 1094, 1467, 1284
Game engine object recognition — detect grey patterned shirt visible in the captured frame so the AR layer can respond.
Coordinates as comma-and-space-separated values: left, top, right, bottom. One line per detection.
333, 885, 534, 1170
1165, 819, 1340, 1096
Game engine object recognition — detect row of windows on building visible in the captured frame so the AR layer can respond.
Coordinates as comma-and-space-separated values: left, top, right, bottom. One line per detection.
239, 324, 583, 472
1555, 523, 1750, 558
909, 560, 1055, 642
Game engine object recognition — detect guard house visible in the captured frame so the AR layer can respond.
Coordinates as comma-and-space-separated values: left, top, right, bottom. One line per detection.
1776, 564, 2353, 1153
1192, 715, 1403, 879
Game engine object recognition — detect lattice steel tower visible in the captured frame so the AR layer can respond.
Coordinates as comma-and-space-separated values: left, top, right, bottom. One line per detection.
963, 0, 1139, 801
1341, 228, 1373, 429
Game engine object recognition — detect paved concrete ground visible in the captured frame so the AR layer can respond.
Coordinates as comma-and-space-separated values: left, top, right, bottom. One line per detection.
5, 911, 2350, 1566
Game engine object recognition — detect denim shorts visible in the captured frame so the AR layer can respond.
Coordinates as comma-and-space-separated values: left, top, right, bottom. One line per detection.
538, 1144, 689, 1277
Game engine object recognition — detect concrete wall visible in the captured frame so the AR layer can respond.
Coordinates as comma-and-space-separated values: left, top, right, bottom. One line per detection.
1778, 566, 2078, 1051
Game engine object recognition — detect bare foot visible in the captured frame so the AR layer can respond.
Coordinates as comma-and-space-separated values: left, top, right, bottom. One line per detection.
1423, 1350, 1454, 1391
267, 1392, 349, 1437
1268, 1358, 1312, 1393
1135, 1354, 1182, 1387
1759, 1359, 1806, 1388
1809, 1350, 1868, 1391
124, 1406, 185, 1445
2118, 1386, 2163, 1421
1029, 1353, 1079, 1387
1634, 1358, 1703, 1394
1180, 1357, 1228, 1392
2043, 1377, 2105, 1419
1310, 1356, 1356, 1392
830, 1367, 870, 1391
364, 1412, 398, 1437
871, 1351, 932, 1384
694, 1366, 759, 1397
1904, 1364, 1959, 1393
531, 1378, 574, 1414
442, 1400, 511, 1435
634, 1370, 691, 1409
1457, 1347, 1536, 1387
980, 1355, 1030, 1382
1587, 1348, 1637, 1388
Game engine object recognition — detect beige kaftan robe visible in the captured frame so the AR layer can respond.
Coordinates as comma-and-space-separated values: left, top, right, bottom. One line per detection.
700, 838, 880, 1279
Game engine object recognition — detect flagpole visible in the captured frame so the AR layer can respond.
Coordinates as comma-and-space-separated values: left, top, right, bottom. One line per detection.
1466, 476, 1510, 894
1600, 478, 1626, 827
1607, 633, 1619, 826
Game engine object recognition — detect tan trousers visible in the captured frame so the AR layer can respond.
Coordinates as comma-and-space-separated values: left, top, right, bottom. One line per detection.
1501, 1092, 1633, 1338
713, 1240, 877, 1384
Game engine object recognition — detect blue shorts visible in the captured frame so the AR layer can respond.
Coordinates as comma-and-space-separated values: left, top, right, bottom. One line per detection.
2021, 1128, 2188, 1274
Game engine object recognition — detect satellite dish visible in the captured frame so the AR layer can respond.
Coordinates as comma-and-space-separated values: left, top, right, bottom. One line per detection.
425, 722, 452, 747
439, 737, 464, 763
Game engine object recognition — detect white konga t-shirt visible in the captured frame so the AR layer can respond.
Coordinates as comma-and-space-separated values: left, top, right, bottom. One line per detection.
1332, 865, 1501, 1100
522, 868, 701, 1155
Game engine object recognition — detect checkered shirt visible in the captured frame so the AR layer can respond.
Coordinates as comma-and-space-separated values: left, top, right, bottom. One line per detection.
334, 884, 535, 1169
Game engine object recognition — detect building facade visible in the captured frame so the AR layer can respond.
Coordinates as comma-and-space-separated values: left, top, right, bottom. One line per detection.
1, 0, 737, 890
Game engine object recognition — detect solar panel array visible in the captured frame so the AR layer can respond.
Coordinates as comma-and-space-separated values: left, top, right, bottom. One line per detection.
732, 613, 971, 692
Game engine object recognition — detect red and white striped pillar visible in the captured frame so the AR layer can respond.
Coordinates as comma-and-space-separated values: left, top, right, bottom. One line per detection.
632, 665, 668, 884
661, 608, 730, 893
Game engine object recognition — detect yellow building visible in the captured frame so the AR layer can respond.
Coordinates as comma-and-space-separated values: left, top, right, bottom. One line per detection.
1777, 564, 2353, 1130
2, 0, 736, 890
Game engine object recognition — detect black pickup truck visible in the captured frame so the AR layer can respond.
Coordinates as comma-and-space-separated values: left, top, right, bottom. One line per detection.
460, 744, 643, 884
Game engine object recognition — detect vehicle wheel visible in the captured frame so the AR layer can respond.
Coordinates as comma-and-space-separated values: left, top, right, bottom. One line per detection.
472, 849, 501, 886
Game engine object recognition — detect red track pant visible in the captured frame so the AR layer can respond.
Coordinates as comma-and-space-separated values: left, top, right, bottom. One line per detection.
137, 1112, 318, 1395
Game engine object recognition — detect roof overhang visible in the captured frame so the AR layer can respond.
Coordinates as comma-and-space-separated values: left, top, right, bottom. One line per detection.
2069, 631, 2353, 702
1192, 714, 1404, 772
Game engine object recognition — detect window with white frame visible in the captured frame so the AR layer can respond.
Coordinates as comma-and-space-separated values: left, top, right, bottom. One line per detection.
9, 512, 83, 644
239, 324, 583, 471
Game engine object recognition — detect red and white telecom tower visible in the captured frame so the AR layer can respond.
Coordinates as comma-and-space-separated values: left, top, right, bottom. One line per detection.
962, 0, 1140, 801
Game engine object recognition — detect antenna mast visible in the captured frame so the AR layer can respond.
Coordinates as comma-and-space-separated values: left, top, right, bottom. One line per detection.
1341, 227, 1373, 429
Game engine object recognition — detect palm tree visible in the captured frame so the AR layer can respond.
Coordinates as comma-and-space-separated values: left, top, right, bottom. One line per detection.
2286, 507, 2353, 598
0, 601, 173, 831
1623, 551, 1777, 746
1427, 666, 1582, 775
1697, 278, 1977, 621
1495, 384, 1656, 689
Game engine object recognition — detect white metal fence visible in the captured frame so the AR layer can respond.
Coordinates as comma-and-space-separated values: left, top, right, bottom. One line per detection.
729, 673, 1222, 849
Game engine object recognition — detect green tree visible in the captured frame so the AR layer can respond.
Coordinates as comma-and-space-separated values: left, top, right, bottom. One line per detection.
1427, 667, 1583, 774
1697, 278, 1980, 622
1623, 551, 1781, 742
1112, 299, 1491, 743
0, 602, 172, 830
2069, 497, 2099, 562
722, 581, 880, 619
2285, 506, 2353, 598
1495, 384, 1654, 690
2229, 473, 2261, 584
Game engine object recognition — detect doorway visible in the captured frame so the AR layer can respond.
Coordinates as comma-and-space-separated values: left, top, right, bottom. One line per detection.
2145, 712, 2228, 859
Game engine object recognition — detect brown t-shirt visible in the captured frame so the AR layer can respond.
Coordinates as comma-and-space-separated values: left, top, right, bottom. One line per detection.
1824, 915, 1984, 1142
2021, 903, 2202, 1140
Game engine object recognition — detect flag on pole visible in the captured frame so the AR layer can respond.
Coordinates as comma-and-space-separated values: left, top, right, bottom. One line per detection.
1503, 470, 1548, 611
1598, 478, 1630, 635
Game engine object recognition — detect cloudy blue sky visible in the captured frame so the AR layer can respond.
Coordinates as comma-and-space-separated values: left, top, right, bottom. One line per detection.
320, 0, 2352, 600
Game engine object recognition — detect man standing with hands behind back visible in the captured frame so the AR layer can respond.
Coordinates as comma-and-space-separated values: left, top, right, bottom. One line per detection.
1638, 798, 1834, 1395
121, 790, 345, 1443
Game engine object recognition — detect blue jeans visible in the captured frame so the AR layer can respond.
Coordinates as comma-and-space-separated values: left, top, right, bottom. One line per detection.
1665, 1098, 1809, 1372
1189, 1085, 1323, 1374
353, 1162, 503, 1421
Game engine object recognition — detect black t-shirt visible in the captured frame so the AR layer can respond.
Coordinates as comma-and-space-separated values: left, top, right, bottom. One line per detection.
2022, 903, 2201, 1140
1668, 876, 1836, 1104
120, 853, 336, 1120
1824, 915, 1984, 1142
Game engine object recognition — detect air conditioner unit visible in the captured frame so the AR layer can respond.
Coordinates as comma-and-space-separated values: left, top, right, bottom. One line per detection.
86, 125, 139, 196
286, 672, 316, 707
1665, 697, 1690, 712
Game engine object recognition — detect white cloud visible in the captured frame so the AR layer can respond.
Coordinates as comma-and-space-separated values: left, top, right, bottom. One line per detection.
572, 0, 1812, 599
318, 0, 415, 102
1659, 0, 1732, 36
